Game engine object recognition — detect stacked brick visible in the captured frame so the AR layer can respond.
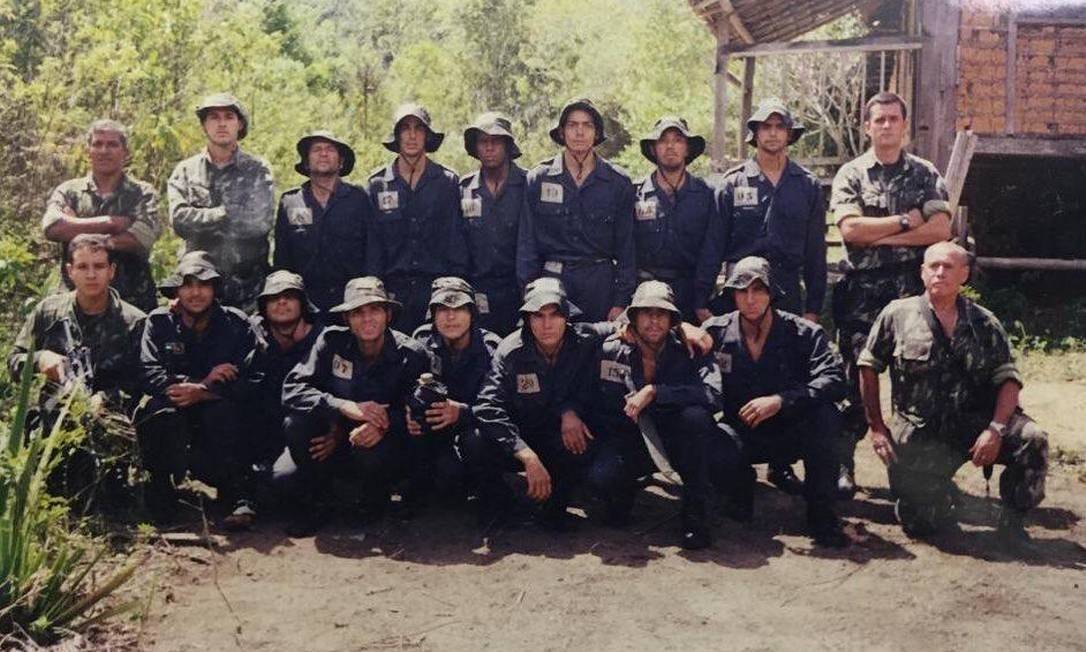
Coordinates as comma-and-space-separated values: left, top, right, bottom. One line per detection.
957, 3, 1086, 136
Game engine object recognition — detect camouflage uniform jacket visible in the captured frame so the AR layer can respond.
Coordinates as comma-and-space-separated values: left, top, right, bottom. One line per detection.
42, 174, 161, 311
830, 150, 950, 272
8, 289, 147, 405
858, 294, 1022, 437
167, 147, 275, 311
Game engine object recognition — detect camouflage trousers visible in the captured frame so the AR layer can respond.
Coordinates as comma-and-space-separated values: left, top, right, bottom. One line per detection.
833, 266, 924, 467
887, 409, 1048, 513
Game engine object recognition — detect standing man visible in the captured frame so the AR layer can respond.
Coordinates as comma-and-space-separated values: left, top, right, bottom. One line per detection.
858, 242, 1047, 547
715, 99, 825, 322
168, 92, 275, 314
585, 281, 728, 549
632, 117, 720, 324
43, 119, 161, 312
459, 112, 527, 335
832, 91, 951, 497
274, 131, 370, 312
714, 99, 827, 494
279, 277, 431, 537
517, 98, 636, 322
365, 103, 468, 333
703, 257, 848, 548
136, 252, 257, 525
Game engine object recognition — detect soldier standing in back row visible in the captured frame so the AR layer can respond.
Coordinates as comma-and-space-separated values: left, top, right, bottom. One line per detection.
517, 98, 636, 322
458, 112, 528, 335
168, 92, 275, 313
365, 103, 468, 334
831, 91, 951, 497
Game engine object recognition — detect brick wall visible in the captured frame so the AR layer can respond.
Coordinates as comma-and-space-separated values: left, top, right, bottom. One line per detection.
956, 4, 1086, 136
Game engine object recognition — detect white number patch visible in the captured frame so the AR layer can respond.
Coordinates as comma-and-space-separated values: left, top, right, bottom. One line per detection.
332, 354, 354, 380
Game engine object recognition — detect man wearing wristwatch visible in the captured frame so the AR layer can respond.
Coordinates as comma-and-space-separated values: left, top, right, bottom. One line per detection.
830, 91, 952, 498
857, 242, 1047, 548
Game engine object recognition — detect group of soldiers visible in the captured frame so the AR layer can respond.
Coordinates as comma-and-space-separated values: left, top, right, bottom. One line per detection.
10, 90, 1048, 551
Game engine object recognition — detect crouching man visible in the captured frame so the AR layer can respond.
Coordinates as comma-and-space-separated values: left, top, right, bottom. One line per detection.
279, 277, 430, 537
585, 281, 737, 549
703, 257, 848, 548
858, 242, 1047, 547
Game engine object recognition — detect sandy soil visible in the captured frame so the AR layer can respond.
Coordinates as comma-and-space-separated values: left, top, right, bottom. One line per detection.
134, 379, 1086, 652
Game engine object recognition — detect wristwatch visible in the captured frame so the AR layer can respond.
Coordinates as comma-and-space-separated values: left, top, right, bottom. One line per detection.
898, 214, 911, 232
988, 421, 1007, 436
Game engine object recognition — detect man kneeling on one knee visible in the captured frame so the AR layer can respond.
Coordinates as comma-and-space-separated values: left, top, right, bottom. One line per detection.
703, 256, 849, 548
858, 242, 1047, 545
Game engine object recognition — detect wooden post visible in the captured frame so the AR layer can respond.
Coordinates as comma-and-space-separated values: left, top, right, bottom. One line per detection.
712, 27, 731, 170
913, 0, 961, 170
1005, 12, 1018, 135
738, 57, 756, 159
942, 130, 978, 213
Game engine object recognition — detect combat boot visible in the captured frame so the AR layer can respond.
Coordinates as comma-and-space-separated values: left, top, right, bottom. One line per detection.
808, 504, 849, 548
680, 524, 712, 550
767, 464, 804, 496
836, 463, 857, 500
724, 466, 755, 523
996, 507, 1036, 553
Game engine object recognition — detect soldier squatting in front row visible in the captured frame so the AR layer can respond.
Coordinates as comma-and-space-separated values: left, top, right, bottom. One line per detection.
16, 91, 1048, 552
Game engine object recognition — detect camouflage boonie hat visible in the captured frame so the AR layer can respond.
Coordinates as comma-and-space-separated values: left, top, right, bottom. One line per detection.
159, 251, 221, 298
549, 98, 606, 147
639, 116, 706, 165
195, 92, 250, 140
721, 256, 778, 295
520, 277, 581, 318
626, 280, 680, 321
383, 103, 444, 153
428, 277, 476, 311
329, 276, 402, 315
464, 112, 522, 160
295, 131, 356, 177
258, 270, 319, 317
745, 98, 805, 146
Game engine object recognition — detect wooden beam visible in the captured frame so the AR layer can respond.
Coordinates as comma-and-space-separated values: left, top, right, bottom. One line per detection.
738, 58, 756, 159
973, 136, 1086, 158
1005, 12, 1017, 135
718, 0, 755, 45
721, 34, 924, 57
976, 257, 1086, 272
913, 0, 960, 171
942, 130, 977, 215
712, 29, 731, 169
1015, 16, 1086, 26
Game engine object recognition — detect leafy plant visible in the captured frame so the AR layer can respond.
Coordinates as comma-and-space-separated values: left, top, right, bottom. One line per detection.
0, 344, 138, 644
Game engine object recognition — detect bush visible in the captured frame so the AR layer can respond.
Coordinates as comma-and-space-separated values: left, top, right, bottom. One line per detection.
0, 345, 137, 645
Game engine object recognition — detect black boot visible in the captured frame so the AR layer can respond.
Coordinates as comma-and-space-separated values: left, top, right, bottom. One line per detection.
836, 463, 857, 500
725, 466, 755, 523
680, 523, 712, 550
808, 504, 849, 548
996, 508, 1035, 552
768, 464, 804, 496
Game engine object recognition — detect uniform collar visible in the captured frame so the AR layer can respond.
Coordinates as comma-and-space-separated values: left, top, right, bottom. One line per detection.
860, 149, 913, 173
465, 164, 526, 191
742, 157, 803, 179
82, 173, 132, 196
543, 151, 614, 183
200, 146, 242, 169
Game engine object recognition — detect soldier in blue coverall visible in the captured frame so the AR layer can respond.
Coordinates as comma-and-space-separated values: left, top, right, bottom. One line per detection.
135, 252, 257, 526
274, 131, 370, 312
632, 116, 721, 324
584, 281, 737, 550
458, 112, 527, 336
712, 99, 828, 496
404, 277, 503, 515
703, 257, 848, 548
517, 98, 636, 322
365, 103, 468, 334
279, 277, 430, 537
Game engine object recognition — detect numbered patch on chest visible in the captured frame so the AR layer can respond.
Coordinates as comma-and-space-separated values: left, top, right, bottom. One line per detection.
734, 186, 759, 207
377, 190, 399, 212
332, 353, 354, 380
635, 199, 658, 221
516, 373, 541, 394
461, 196, 482, 218
714, 351, 732, 373
288, 207, 313, 226
540, 182, 564, 204
475, 292, 490, 314
600, 359, 631, 384
164, 341, 185, 356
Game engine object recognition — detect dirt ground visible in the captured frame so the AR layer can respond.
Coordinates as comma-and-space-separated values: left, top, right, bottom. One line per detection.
130, 374, 1086, 652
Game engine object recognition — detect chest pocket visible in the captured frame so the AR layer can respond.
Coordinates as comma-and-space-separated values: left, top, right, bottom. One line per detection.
581, 204, 616, 249
895, 336, 933, 374
861, 188, 889, 215
188, 182, 213, 207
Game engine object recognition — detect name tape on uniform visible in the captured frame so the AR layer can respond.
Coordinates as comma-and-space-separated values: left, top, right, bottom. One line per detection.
543, 260, 563, 275
600, 359, 631, 383
377, 190, 399, 211
714, 351, 732, 373
516, 373, 541, 394
635, 199, 658, 221
541, 182, 564, 204
332, 354, 354, 380
734, 186, 759, 207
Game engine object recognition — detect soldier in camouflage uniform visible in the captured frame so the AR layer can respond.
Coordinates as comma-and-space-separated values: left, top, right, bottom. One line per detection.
9, 234, 146, 501
168, 92, 275, 313
858, 242, 1047, 546
831, 91, 952, 497
43, 119, 161, 312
